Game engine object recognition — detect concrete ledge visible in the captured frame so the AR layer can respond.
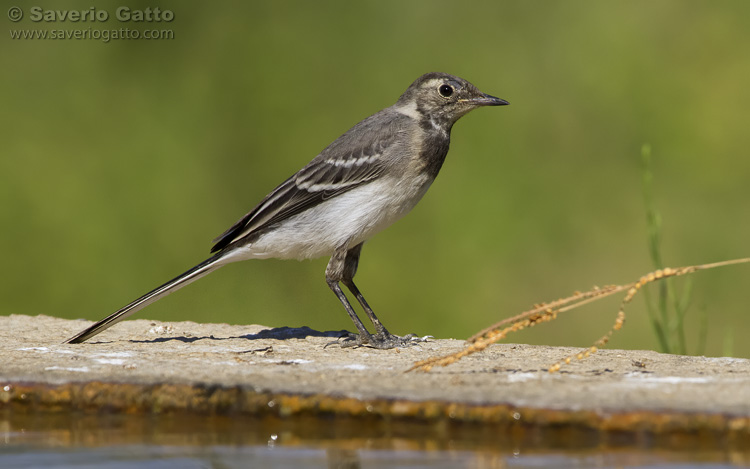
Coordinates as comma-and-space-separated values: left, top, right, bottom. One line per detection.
2, 315, 749, 439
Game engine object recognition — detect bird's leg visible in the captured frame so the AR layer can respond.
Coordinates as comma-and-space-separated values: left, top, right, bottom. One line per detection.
341, 243, 391, 338
325, 244, 374, 346
339, 243, 424, 349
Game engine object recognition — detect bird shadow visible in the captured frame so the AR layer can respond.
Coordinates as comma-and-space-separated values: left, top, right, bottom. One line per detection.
128, 326, 351, 344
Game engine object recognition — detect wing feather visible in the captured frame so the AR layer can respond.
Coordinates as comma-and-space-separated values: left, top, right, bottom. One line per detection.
211, 111, 405, 253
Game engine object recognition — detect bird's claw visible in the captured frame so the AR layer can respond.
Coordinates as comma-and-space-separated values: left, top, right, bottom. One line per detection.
325, 331, 431, 349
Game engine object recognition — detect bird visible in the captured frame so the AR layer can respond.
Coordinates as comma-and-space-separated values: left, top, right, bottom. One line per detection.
64, 72, 509, 348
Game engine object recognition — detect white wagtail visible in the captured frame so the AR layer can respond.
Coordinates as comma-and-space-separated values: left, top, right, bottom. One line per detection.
65, 72, 508, 348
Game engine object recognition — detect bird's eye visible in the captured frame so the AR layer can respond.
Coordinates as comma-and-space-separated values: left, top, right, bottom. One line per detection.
438, 84, 454, 98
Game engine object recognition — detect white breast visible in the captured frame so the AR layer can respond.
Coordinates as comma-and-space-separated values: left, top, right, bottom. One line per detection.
230, 174, 434, 261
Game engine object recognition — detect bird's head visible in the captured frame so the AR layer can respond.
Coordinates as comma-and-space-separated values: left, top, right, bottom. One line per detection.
397, 72, 508, 131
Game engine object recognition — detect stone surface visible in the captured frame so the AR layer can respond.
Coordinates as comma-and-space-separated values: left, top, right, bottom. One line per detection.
2, 314, 749, 434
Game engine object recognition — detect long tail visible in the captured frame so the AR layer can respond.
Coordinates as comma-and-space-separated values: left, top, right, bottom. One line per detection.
64, 253, 229, 344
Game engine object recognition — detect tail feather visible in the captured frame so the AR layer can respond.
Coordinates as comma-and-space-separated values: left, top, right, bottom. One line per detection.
64, 253, 228, 344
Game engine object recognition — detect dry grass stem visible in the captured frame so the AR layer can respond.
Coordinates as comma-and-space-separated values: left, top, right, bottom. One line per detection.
408, 258, 750, 373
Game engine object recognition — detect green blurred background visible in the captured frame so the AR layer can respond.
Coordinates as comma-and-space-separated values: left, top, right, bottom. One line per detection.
3, 1, 749, 357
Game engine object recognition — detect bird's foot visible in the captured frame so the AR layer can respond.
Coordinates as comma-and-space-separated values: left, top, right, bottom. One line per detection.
325, 331, 432, 349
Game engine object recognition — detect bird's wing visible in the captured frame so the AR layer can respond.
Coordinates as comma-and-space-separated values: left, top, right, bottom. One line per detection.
211, 114, 402, 252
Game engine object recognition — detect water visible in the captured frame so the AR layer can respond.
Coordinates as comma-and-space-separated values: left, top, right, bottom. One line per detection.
2, 410, 747, 468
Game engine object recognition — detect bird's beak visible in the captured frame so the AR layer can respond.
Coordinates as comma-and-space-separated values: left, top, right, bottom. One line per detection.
463, 93, 509, 106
